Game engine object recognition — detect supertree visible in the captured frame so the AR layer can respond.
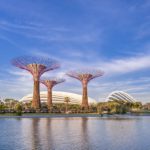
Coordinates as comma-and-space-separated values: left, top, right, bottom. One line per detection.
11, 55, 60, 109
67, 69, 104, 109
40, 78, 65, 109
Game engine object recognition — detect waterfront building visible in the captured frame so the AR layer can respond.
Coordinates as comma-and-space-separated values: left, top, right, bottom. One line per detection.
20, 91, 97, 105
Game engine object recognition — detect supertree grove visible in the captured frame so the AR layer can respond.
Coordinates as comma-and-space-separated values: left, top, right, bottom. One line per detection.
40, 78, 65, 109
11, 55, 60, 110
67, 69, 104, 109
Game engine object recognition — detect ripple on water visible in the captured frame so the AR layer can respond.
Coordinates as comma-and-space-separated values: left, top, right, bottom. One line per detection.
0, 116, 150, 150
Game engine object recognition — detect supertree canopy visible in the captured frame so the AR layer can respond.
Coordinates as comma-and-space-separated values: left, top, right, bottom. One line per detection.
40, 78, 65, 109
67, 69, 104, 109
11, 55, 60, 109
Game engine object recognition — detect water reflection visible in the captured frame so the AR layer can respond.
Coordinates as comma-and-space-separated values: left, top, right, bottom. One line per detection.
103, 119, 138, 149
1, 117, 150, 150
80, 118, 90, 150
21, 118, 91, 150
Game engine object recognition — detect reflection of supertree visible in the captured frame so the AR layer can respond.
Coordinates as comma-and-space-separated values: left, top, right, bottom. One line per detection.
11, 56, 60, 109
67, 69, 104, 109
40, 78, 65, 109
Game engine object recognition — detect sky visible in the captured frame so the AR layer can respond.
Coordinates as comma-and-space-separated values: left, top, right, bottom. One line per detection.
0, 0, 150, 103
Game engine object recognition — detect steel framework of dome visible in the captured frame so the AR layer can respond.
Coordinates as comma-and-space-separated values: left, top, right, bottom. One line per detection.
106, 91, 136, 103
20, 91, 97, 105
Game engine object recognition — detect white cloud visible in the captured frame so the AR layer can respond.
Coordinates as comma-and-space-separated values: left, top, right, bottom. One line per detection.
100, 54, 150, 75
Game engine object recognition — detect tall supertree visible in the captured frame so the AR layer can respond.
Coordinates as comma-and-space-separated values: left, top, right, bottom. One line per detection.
40, 78, 65, 109
67, 69, 104, 109
11, 56, 60, 109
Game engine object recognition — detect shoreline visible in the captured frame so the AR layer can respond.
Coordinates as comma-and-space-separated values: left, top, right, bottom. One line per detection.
1, 113, 150, 118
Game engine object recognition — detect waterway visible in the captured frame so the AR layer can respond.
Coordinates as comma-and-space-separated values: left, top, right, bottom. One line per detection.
0, 115, 150, 150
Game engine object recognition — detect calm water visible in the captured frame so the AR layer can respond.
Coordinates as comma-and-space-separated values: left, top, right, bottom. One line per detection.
0, 116, 150, 150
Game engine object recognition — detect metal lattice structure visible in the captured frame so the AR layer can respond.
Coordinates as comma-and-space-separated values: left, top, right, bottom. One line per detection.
40, 78, 65, 109
67, 69, 104, 109
11, 55, 60, 109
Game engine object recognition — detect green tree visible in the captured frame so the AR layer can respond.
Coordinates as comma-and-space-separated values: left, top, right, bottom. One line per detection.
4, 98, 18, 111
64, 97, 70, 113
97, 102, 108, 114
15, 103, 23, 116
0, 103, 5, 113
131, 102, 142, 111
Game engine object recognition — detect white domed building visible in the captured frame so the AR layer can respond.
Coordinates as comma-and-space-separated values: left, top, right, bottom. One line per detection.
20, 91, 97, 105
106, 91, 136, 103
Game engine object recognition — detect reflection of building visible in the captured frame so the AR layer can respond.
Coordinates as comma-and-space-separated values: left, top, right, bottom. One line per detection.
106, 91, 136, 103
20, 91, 97, 105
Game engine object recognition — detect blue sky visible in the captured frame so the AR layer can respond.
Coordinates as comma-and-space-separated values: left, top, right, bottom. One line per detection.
0, 0, 150, 103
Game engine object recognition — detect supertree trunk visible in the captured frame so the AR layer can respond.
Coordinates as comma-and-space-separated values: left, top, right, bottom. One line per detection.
40, 78, 65, 110
32, 79, 41, 109
82, 83, 89, 109
47, 88, 52, 109
67, 69, 104, 110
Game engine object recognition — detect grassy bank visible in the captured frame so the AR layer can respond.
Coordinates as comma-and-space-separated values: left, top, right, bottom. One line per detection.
1, 111, 150, 118
0, 113, 101, 117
